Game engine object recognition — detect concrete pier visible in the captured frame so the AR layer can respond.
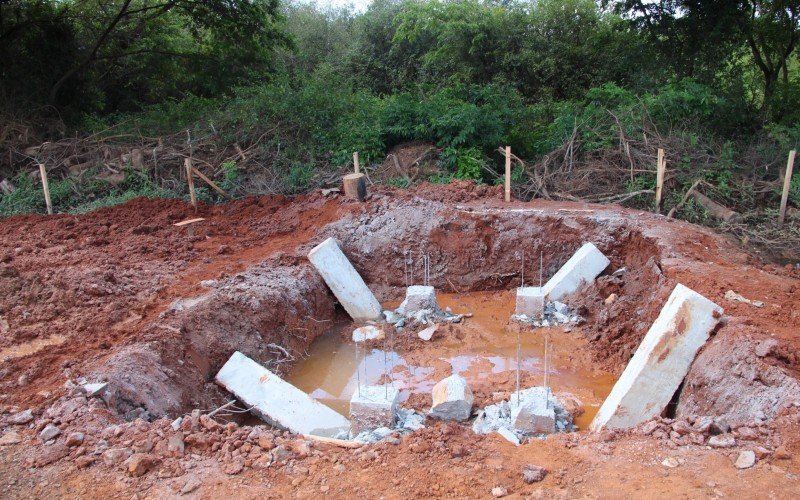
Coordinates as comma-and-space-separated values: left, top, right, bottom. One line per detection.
349, 385, 400, 434
516, 287, 545, 318
590, 284, 723, 431
308, 238, 382, 321
216, 351, 351, 437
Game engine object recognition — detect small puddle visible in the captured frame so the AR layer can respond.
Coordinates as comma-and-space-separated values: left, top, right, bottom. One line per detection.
286, 291, 616, 430
0, 335, 67, 361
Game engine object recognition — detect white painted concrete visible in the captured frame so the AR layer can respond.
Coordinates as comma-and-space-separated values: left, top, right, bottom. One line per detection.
349, 385, 400, 434
352, 325, 384, 342
430, 374, 473, 421
417, 324, 438, 341
308, 238, 382, 321
516, 287, 545, 318
215, 351, 351, 437
590, 284, 723, 431
511, 387, 556, 434
544, 243, 610, 301
397, 285, 439, 316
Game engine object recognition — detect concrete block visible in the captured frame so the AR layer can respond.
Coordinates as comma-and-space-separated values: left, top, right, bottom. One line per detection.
516, 287, 545, 318
352, 325, 384, 342
590, 284, 723, 431
349, 385, 400, 434
308, 238, 382, 321
397, 286, 439, 316
510, 387, 556, 434
430, 374, 473, 421
544, 243, 610, 301
216, 351, 350, 437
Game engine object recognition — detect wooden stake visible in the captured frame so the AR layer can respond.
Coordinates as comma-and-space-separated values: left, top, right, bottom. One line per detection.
778, 150, 796, 226
655, 148, 666, 213
184, 158, 196, 210
38, 164, 52, 215
504, 146, 511, 203
191, 166, 230, 199
353, 152, 360, 174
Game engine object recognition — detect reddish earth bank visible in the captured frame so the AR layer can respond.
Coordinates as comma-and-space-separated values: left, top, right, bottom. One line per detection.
0, 181, 798, 498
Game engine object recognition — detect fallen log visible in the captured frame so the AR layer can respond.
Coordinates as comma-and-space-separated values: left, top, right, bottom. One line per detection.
689, 190, 740, 222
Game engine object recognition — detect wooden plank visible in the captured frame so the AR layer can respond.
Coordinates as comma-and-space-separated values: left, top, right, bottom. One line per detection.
504, 146, 511, 203
191, 166, 230, 199
185, 158, 196, 210
655, 148, 666, 213
38, 164, 52, 215
173, 217, 206, 227
778, 150, 796, 226
300, 433, 361, 449
353, 151, 360, 174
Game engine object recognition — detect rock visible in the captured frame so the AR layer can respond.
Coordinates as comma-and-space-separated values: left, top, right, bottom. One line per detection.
709, 418, 730, 435
417, 324, 438, 341
32, 444, 69, 467
708, 434, 736, 448
754, 339, 778, 358
734, 450, 756, 469
83, 382, 108, 397
171, 417, 183, 431
383, 310, 403, 325
753, 446, 771, 460
429, 374, 473, 421
693, 416, 713, 433
181, 475, 202, 494
352, 325, 384, 343
522, 464, 547, 483
640, 421, 660, 435
65, 432, 85, 447
495, 428, 519, 446
125, 453, 159, 477
167, 433, 185, 456
39, 424, 61, 442
8, 409, 34, 425
774, 446, 791, 460
672, 420, 693, 436
75, 456, 97, 469
604, 293, 618, 305
0, 431, 22, 445
102, 447, 134, 466
491, 486, 508, 498
223, 458, 245, 475
662, 457, 681, 468
257, 433, 275, 450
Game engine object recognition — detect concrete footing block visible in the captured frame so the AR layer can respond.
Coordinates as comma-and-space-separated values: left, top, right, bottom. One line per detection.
430, 374, 473, 421
544, 243, 610, 301
349, 385, 400, 434
590, 284, 723, 431
397, 285, 439, 316
216, 351, 351, 437
308, 237, 382, 321
516, 287, 545, 318
510, 387, 556, 434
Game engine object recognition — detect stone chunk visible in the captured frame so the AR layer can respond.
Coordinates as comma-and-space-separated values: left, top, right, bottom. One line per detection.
510, 387, 556, 434
397, 286, 439, 316
39, 424, 60, 442
216, 351, 351, 437
734, 450, 756, 469
83, 382, 108, 397
0, 431, 22, 445
708, 434, 736, 448
430, 374, 473, 421
125, 453, 158, 477
352, 325, 384, 342
590, 284, 723, 431
515, 287, 545, 318
417, 324, 438, 341
8, 409, 33, 425
522, 464, 548, 484
349, 385, 400, 435
543, 243, 610, 301
307, 238, 382, 321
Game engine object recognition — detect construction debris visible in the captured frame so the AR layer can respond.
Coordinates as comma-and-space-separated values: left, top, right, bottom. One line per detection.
473, 390, 574, 441
349, 385, 400, 435
543, 243, 610, 301
516, 287, 545, 318
352, 325, 384, 342
590, 284, 723, 431
215, 351, 351, 437
387, 285, 465, 327
308, 237, 383, 321
429, 374, 473, 421
724, 290, 764, 308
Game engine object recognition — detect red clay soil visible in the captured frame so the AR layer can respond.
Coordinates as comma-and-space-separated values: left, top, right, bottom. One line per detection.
0, 180, 798, 498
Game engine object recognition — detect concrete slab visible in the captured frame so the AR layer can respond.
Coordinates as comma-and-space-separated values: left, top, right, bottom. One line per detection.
215, 351, 351, 437
510, 387, 556, 434
308, 238, 382, 321
397, 286, 439, 316
544, 243, 610, 301
590, 284, 723, 431
516, 287, 545, 318
349, 385, 400, 434
430, 374, 473, 421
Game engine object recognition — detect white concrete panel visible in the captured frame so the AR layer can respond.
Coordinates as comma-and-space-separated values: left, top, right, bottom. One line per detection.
215, 351, 351, 437
590, 284, 723, 431
544, 243, 610, 301
308, 238, 382, 321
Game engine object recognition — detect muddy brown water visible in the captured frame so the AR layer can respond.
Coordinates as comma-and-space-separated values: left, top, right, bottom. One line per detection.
286, 291, 616, 430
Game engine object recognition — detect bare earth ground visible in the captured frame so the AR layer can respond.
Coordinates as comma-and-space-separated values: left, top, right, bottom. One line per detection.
0, 181, 798, 498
